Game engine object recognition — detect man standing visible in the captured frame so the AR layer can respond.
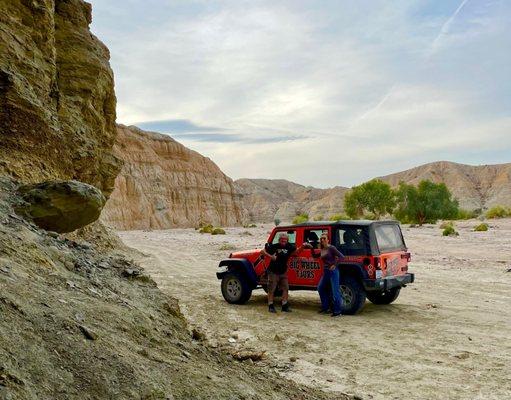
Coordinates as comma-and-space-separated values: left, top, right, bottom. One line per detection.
261, 233, 312, 313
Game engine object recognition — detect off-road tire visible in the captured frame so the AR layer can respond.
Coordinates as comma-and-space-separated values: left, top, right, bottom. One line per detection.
221, 272, 252, 304
366, 287, 401, 305
340, 275, 366, 315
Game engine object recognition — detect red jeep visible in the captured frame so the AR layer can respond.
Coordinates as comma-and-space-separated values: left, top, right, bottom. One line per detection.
216, 220, 414, 314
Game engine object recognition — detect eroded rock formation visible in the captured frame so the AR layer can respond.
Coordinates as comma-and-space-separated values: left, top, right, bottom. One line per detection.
101, 125, 246, 230
236, 178, 348, 222
0, 0, 120, 195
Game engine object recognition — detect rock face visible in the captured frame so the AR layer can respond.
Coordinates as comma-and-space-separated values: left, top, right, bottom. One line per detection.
235, 179, 348, 222
16, 180, 106, 233
0, 0, 120, 195
101, 125, 246, 230
379, 161, 511, 211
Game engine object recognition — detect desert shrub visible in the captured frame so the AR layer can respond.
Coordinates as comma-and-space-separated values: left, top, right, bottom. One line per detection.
473, 223, 489, 232
243, 223, 257, 228
292, 214, 309, 224
274, 218, 281, 226
329, 214, 349, 221
456, 209, 477, 220
394, 180, 459, 226
439, 221, 454, 229
442, 225, 458, 236
486, 206, 510, 219
313, 215, 324, 221
344, 179, 395, 219
199, 224, 213, 233
211, 228, 226, 235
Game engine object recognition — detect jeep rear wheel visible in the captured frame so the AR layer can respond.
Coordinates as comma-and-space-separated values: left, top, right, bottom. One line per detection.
340, 276, 366, 315
367, 287, 401, 305
221, 272, 252, 304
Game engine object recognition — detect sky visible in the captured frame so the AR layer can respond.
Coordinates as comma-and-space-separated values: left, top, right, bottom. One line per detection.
90, 0, 511, 188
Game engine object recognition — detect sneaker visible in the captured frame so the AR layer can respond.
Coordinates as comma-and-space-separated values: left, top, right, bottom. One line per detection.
318, 309, 330, 314
331, 312, 342, 317
268, 304, 277, 313
281, 303, 291, 312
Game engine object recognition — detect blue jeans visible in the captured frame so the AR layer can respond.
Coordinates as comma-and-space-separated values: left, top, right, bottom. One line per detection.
318, 267, 342, 314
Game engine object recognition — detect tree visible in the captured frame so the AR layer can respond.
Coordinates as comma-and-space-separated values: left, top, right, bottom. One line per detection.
394, 180, 459, 225
343, 179, 395, 219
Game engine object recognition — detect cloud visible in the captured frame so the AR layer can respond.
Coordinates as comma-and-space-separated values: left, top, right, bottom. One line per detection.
137, 119, 222, 133
90, 0, 511, 187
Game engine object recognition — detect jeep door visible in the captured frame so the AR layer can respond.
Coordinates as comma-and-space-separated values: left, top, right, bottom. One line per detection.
291, 227, 329, 287
259, 229, 298, 285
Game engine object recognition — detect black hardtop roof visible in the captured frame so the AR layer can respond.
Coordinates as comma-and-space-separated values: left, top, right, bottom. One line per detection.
278, 220, 400, 229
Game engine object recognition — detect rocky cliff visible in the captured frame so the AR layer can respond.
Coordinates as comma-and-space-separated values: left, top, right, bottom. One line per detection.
0, 0, 120, 195
236, 178, 348, 222
101, 125, 246, 230
379, 161, 511, 211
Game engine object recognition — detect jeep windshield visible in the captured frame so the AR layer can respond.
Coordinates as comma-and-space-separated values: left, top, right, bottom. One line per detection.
374, 223, 406, 252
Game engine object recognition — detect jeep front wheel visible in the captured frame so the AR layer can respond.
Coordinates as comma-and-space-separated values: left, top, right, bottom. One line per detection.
366, 287, 401, 305
340, 276, 366, 315
221, 272, 252, 304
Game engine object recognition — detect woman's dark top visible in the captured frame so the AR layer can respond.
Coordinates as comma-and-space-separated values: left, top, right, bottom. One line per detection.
320, 245, 344, 267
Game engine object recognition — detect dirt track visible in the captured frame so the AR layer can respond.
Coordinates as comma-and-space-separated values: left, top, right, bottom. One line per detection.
120, 220, 511, 400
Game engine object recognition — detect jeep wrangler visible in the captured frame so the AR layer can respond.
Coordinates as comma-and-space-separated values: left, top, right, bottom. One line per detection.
216, 220, 414, 314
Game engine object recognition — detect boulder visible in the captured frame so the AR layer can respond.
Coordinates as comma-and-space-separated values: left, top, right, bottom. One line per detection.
16, 181, 106, 233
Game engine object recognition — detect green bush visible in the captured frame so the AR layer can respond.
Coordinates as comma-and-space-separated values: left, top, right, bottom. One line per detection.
243, 223, 257, 228
473, 223, 488, 232
292, 214, 309, 224
313, 215, 324, 221
344, 179, 395, 219
394, 180, 459, 225
486, 206, 510, 219
442, 225, 458, 236
274, 218, 281, 226
211, 228, 226, 235
329, 214, 349, 221
199, 224, 214, 233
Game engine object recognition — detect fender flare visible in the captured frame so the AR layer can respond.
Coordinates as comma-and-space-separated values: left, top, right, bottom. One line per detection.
217, 258, 258, 289
337, 262, 368, 282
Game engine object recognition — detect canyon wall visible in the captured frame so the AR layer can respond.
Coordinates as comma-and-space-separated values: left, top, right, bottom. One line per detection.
0, 0, 120, 195
236, 178, 348, 222
101, 125, 246, 229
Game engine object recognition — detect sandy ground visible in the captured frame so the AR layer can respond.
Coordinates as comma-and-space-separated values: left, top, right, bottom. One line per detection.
119, 219, 511, 400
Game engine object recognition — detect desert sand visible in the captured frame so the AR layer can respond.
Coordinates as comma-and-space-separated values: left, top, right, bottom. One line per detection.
120, 219, 511, 400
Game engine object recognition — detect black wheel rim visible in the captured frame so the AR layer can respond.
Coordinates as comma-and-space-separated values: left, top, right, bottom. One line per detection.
226, 277, 242, 301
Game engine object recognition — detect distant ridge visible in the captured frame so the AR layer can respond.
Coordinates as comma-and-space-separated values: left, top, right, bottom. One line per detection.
379, 161, 511, 211
237, 161, 511, 222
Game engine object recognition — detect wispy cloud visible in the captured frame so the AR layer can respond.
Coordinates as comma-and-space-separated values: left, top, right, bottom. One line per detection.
429, 0, 470, 55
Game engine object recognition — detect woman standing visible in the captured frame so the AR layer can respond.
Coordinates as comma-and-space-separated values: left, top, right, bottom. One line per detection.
318, 233, 344, 317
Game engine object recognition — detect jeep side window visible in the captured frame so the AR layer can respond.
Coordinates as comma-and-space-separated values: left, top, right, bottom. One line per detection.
375, 224, 405, 252
271, 230, 296, 244
303, 229, 325, 249
337, 227, 368, 256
